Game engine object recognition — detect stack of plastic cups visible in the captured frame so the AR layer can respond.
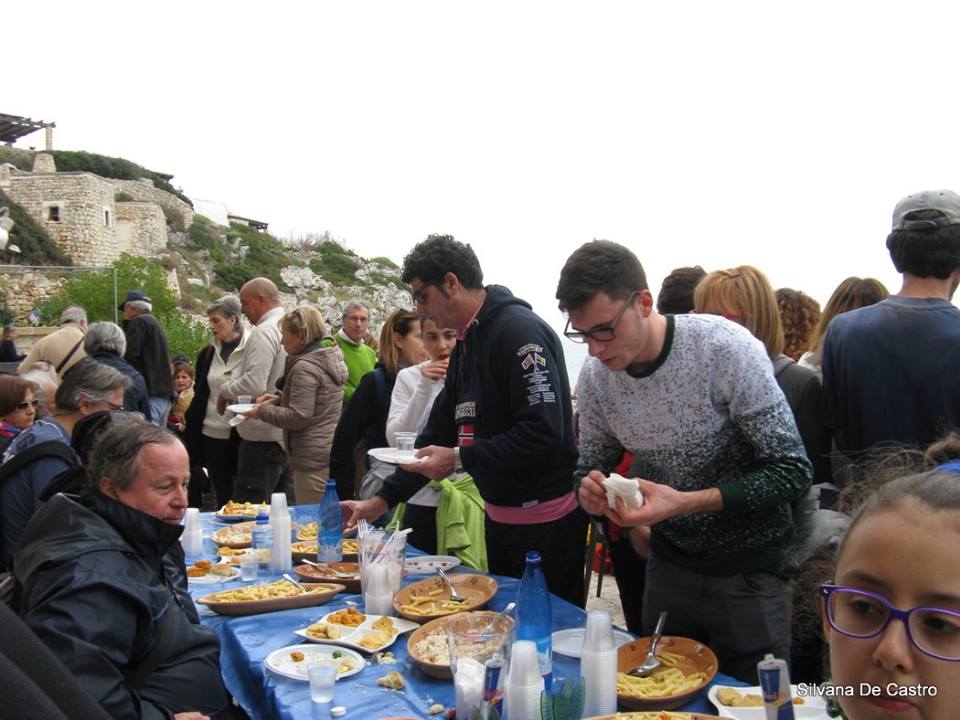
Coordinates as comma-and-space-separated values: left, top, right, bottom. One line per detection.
386, 534, 407, 594
580, 609, 618, 716
363, 562, 394, 615
181, 508, 203, 557
504, 640, 544, 720
269, 493, 292, 573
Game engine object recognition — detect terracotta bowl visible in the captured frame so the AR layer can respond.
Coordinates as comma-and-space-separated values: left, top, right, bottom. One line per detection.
616, 635, 718, 710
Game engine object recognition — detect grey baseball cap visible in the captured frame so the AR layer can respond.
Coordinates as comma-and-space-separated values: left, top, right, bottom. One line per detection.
892, 189, 960, 230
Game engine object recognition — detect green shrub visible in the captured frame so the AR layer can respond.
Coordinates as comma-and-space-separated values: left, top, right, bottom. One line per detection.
211, 223, 295, 292
369, 256, 398, 269
49, 150, 193, 208
40, 253, 209, 361
0, 189, 72, 266
0, 146, 34, 171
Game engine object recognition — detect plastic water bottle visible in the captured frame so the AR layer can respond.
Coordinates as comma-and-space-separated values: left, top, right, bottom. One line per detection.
515, 550, 552, 689
252, 507, 272, 568
317, 479, 342, 562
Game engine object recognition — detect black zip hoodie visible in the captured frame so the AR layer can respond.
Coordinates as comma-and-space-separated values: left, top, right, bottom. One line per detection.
380, 285, 578, 508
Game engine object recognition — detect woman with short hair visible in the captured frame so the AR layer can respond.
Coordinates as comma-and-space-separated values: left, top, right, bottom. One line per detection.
0, 374, 38, 451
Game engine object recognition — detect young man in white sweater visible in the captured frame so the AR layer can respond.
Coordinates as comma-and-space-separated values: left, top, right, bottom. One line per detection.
558, 240, 811, 682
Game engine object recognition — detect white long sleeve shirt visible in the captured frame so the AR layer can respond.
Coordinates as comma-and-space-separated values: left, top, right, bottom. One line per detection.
386, 362, 444, 507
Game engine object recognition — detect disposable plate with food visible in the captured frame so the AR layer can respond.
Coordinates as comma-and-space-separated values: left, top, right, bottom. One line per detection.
210, 522, 255, 549
214, 500, 269, 522
264, 643, 365, 681
708, 684, 828, 719
196, 580, 344, 616
186, 563, 240, 584
226, 403, 256, 415
551, 627, 636, 658
393, 573, 498, 622
366, 447, 427, 465
616, 636, 718, 710
403, 555, 461, 574
294, 610, 419, 653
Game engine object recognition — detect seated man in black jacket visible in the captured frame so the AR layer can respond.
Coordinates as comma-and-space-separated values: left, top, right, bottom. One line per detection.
344, 234, 587, 605
14, 418, 227, 720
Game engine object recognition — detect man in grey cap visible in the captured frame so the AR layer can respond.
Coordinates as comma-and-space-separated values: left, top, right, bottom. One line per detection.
822, 189, 960, 457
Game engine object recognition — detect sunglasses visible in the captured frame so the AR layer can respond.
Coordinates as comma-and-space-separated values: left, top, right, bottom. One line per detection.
15, 399, 40, 411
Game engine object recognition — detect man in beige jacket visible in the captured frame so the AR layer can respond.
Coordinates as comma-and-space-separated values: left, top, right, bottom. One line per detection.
18, 306, 88, 379
218, 278, 289, 503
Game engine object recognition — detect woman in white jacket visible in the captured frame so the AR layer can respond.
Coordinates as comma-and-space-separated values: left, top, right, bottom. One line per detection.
385, 318, 456, 553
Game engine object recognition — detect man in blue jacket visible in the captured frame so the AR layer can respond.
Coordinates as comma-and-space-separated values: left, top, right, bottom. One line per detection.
344, 235, 586, 605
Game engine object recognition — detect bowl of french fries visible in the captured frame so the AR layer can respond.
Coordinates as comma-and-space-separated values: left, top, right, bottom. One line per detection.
393, 573, 497, 623
196, 580, 345, 616
615, 635, 718, 710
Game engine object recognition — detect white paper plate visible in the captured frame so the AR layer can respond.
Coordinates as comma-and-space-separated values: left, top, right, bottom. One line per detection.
367, 447, 427, 465
294, 612, 420, 653
226, 403, 255, 414
264, 643, 365, 681
404, 555, 462, 574
188, 566, 240, 584
708, 684, 829, 719
551, 627, 636, 658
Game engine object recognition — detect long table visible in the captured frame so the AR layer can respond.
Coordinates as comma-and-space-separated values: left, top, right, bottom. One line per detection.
191, 509, 738, 719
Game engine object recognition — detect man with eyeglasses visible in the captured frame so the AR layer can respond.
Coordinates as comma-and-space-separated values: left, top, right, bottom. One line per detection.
558, 240, 811, 682
343, 234, 587, 605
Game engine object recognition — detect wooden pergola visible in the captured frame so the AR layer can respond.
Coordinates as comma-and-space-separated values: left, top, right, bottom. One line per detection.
0, 113, 55, 144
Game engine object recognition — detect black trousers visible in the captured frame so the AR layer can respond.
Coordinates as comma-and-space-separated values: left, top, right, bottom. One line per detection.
485, 506, 588, 607
203, 435, 239, 506
402, 503, 439, 555
607, 530, 647, 635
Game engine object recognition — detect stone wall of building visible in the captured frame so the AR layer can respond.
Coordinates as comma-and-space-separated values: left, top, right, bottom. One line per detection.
115, 202, 167, 257
6, 172, 121, 266
0, 270, 70, 322
112, 178, 193, 231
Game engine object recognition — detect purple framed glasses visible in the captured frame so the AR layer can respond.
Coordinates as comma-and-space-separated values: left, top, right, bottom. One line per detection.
820, 584, 960, 661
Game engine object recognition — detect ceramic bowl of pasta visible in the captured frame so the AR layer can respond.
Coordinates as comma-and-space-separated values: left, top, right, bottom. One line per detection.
296, 522, 357, 541
584, 713, 734, 720
196, 580, 345, 616
615, 636, 718, 710
406, 610, 510, 679
393, 573, 498, 623
210, 521, 255, 549
291, 539, 359, 563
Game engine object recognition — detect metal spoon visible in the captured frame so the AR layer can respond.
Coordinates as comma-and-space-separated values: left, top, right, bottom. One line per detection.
282, 573, 305, 591
481, 601, 516, 633
628, 610, 668, 677
437, 567, 467, 603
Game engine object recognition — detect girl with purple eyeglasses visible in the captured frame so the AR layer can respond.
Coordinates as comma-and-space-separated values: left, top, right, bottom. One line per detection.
822, 461, 960, 719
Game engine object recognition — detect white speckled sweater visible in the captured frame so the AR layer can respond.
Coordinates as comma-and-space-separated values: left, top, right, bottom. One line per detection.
576, 314, 812, 575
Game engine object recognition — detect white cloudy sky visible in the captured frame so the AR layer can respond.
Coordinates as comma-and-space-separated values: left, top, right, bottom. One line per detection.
7, 1, 960, 379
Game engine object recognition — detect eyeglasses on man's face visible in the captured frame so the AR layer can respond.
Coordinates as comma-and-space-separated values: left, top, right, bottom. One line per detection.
821, 583, 960, 661
410, 283, 436, 306
564, 291, 639, 344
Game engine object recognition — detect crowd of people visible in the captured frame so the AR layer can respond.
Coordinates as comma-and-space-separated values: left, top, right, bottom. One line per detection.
0, 186, 958, 719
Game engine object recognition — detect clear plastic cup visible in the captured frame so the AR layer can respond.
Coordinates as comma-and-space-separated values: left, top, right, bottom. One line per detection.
237, 395, 252, 406
308, 661, 336, 703
239, 554, 258, 581
395, 432, 417, 452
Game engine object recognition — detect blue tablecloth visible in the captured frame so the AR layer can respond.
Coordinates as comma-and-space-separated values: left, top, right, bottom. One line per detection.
192, 509, 740, 719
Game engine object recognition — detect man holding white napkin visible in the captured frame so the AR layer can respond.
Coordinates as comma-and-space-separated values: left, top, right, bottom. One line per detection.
557, 240, 811, 682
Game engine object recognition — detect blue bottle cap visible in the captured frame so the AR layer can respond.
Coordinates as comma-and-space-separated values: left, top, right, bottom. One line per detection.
525, 551, 541, 563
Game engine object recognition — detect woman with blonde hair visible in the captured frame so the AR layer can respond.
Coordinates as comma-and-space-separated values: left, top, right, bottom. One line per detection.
329, 309, 426, 501
244, 305, 347, 504
799, 277, 889, 374
695, 265, 830, 484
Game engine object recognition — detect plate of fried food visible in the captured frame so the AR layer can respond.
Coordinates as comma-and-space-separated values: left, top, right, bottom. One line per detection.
393, 573, 498, 623
295, 522, 358, 542
215, 501, 269, 522
294, 609, 419, 653
708, 684, 828, 719
264, 643, 365, 681
210, 522, 255, 549
186, 559, 239, 584
197, 580, 345, 616
616, 636, 718, 710
291, 538, 359, 563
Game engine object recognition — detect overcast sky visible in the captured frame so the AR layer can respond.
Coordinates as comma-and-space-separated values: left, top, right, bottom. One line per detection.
7, 1, 960, 379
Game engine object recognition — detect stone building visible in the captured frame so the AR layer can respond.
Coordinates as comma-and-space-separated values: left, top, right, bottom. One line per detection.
0, 152, 192, 266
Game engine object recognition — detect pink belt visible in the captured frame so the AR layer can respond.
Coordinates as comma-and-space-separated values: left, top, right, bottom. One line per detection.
484, 492, 578, 525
